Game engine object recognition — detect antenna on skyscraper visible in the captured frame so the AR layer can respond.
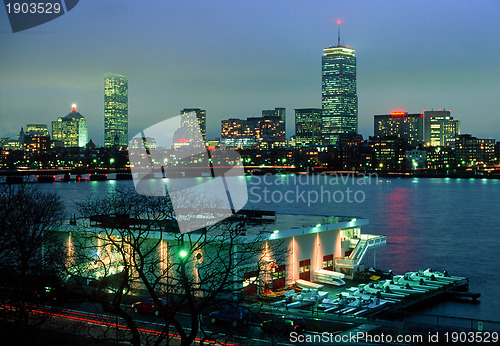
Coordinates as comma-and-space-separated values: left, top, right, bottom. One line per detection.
337, 20, 341, 46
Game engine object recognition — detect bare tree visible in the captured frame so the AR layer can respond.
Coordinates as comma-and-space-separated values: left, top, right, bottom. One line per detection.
0, 184, 65, 332
60, 188, 284, 346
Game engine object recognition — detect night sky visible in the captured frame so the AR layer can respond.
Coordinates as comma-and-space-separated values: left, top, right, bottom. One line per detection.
1, 0, 499, 146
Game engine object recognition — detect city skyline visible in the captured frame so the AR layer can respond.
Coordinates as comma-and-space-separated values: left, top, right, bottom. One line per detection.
1, 1, 500, 145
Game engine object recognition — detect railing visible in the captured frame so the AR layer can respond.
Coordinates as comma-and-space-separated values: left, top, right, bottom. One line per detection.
335, 235, 386, 268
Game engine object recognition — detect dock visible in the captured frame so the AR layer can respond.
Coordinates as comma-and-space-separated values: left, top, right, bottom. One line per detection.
446, 290, 481, 302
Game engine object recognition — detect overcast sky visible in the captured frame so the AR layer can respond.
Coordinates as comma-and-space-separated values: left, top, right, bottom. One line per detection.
1, 0, 499, 145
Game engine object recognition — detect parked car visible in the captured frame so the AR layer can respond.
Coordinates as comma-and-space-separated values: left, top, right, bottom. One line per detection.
132, 298, 174, 316
261, 316, 306, 334
209, 307, 249, 327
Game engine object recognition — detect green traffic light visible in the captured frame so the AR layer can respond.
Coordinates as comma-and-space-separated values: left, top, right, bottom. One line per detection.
179, 250, 188, 258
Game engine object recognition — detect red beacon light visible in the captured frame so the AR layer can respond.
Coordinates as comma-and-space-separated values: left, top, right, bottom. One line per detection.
391, 111, 406, 116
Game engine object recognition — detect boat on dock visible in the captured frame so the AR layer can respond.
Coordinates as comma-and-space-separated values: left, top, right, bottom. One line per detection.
419, 268, 465, 282
314, 269, 346, 286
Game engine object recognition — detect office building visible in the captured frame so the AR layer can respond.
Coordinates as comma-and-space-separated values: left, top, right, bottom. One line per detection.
455, 134, 495, 165
374, 111, 423, 147
295, 108, 322, 147
180, 108, 206, 143
321, 36, 358, 145
51, 104, 88, 148
24, 132, 50, 154
405, 149, 427, 169
104, 73, 128, 148
423, 110, 460, 147
261, 108, 286, 148
26, 124, 49, 137
369, 136, 408, 170
221, 117, 261, 149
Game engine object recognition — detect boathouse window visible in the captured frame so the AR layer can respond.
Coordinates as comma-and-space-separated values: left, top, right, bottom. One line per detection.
323, 254, 333, 271
299, 259, 311, 281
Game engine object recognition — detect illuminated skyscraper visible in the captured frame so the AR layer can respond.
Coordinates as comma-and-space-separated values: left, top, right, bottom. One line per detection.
52, 104, 88, 147
104, 73, 128, 148
321, 28, 357, 146
180, 108, 206, 143
374, 111, 423, 147
423, 110, 460, 147
295, 108, 322, 147
261, 107, 286, 148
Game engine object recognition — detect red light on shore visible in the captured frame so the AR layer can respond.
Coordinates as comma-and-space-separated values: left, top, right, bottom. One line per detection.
337, 20, 342, 25
391, 111, 406, 116
71, 104, 77, 112
178, 138, 189, 143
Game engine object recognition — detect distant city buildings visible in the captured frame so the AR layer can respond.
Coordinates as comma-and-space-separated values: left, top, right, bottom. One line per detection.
374, 111, 423, 147
261, 108, 286, 149
405, 149, 427, 169
455, 134, 495, 165
221, 108, 286, 149
369, 136, 408, 170
181, 108, 206, 143
221, 117, 261, 149
26, 124, 49, 137
104, 73, 128, 148
23, 132, 50, 154
321, 39, 358, 146
423, 109, 460, 147
294, 108, 322, 147
51, 104, 88, 148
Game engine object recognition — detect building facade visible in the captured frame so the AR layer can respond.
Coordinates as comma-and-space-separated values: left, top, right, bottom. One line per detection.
261, 108, 286, 149
405, 149, 427, 169
455, 134, 495, 165
374, 111, 423, 147
56, 212, 385, 296
295, 108, 322, 147
104, 73, 128, 148
221, 118, 261, 149
321, 43, 357, 146
51, 105, 88, 148
369, 136, 408, 170
26, 124, 49, 137
423, 110, 460, 147
181, 108, 207, 143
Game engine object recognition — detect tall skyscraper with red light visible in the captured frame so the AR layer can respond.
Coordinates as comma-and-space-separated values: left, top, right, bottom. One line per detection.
321, 24, 358, 146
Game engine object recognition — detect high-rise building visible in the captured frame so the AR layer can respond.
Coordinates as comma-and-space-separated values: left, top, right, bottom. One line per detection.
261, 107, 286, 148
181, 108, 206, 143
321, 34, 357, 146
374, 111, 423, 147
24, 133, 50, 154
295, 108, 322, 147
423, 110, 460, 147
104, 73, 128, 148
221, 117, 261, 149
52, 104, 88, 148
26, 124, 49, 137
455, 134, 495, 165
